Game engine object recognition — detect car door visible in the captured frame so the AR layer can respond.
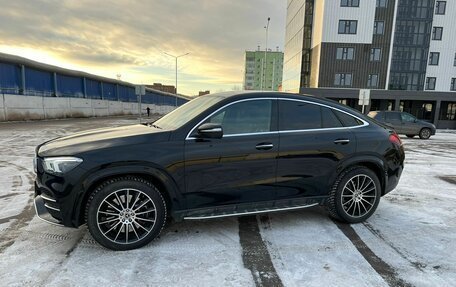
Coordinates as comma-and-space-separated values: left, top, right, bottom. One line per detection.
385, 112, 404, 133
184, 98, 279, 210
400, 112, 420, 134
275, 99, 357, 199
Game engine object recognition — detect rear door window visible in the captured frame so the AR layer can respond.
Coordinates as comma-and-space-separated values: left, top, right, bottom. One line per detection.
385, 112, 402, 122
279, 100, 322, 130
322, 107, 343, 128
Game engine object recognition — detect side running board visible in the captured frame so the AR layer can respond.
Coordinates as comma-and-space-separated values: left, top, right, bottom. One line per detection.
184, 203, 319, 220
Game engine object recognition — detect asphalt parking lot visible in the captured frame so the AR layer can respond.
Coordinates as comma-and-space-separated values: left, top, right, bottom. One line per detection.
0, 116, 455, 287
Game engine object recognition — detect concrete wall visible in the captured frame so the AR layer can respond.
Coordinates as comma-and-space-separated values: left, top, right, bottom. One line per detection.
0, 94, 176, 122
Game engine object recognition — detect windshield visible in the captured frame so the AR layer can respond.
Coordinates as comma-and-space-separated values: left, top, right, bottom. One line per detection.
153, 96, 224, 130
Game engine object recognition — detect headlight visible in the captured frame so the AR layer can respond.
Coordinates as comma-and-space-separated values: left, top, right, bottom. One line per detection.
42, 157, 83, 175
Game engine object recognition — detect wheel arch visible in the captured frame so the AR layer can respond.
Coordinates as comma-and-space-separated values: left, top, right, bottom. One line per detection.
74, 164, 184, 226
338, 156, 387, 195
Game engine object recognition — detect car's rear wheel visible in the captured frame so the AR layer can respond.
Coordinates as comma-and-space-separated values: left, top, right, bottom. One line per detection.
327, 166, 381, 223
419, 128, 431, 140
406, 135, 415, 138
86, 176, 166, 250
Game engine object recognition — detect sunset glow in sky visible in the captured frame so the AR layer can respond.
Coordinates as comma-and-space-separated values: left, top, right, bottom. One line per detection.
0, 0, 286, 96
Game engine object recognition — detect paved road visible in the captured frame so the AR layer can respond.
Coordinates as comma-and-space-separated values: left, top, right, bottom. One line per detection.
0, 117, 455, 286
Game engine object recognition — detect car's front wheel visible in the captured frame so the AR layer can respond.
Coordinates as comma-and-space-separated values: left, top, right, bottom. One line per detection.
327, 166, 381, 223
86, 176, 167, 250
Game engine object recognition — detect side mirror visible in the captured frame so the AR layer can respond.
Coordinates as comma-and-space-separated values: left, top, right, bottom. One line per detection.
197, 123, 223, 139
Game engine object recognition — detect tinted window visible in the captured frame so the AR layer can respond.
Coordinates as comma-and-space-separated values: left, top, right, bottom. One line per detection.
322, 107, 343, 128
401, 113, 416, 122
205, 100, 273, 135
385, 112, 402, 121
334, 110, 363, 127
279, 101, 321, 130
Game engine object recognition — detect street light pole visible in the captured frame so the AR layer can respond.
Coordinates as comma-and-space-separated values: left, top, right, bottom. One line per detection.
263, 17, 270, 91
164, 52, 190, 106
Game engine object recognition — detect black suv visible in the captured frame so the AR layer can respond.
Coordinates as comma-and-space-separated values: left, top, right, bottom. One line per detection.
34, 92, 405, 250
368, 111, 436, 139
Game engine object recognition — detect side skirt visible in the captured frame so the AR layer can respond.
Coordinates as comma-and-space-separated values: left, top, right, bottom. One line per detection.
172, 196, 327, 221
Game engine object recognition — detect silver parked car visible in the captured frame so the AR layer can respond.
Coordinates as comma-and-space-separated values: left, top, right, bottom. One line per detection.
368, 111, 436, 139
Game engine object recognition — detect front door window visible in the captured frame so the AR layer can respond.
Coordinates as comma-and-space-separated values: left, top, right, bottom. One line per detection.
205, 99, 274, 135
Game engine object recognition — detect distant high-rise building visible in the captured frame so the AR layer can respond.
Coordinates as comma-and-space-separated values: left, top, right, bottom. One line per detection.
243, 49, 284, 91
283, 0, 456, 93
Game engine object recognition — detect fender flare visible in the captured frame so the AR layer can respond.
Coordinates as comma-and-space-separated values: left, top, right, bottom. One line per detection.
72, 162, 184, 226
338, 155, 387, 192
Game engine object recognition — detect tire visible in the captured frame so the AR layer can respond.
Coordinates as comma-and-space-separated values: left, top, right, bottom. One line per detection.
85, 176, 167, 250
327, 166, 381, 223
419, 128, 431, 140
406, 135, 415, 138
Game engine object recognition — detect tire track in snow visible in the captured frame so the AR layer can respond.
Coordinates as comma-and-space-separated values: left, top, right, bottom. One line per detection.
363, 222, 427, 271
0, 160, 36, 253
334, 221, 413, 287
238, 216, 284, 287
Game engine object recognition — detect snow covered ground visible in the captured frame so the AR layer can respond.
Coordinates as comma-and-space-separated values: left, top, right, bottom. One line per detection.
0, 117, 455, 287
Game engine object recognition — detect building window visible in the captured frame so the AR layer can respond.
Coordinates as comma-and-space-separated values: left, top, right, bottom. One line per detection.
429, 52, 440, 65
454, 53, 456, 66
376, 0, 387, 8
367, 74, 379, 88
440, 102, 456, 120
432, 27, 443, 40
373, 21, 385, 35
435, 1, 446, 15
334, 73, 353, 87
336, 47, 355, 60
451, 78, 456, 91
370, 48, 382, 61
341, 0, 359, 7
338, 20, 358, 34
426, 77, 436, 90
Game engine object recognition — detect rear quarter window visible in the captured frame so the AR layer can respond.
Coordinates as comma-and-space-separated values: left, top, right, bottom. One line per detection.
333, 110, 364, 127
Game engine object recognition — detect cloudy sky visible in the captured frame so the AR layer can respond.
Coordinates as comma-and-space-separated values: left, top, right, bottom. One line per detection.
0, 0, 286, 96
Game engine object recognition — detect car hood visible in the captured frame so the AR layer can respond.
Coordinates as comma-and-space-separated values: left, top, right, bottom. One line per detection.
37, 124, 170, 157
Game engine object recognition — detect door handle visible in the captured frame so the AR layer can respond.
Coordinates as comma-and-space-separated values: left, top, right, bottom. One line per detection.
255, 143, 274, 150
334, 139, 350, 145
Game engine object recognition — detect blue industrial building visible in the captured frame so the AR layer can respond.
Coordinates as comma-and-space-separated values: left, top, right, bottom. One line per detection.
0, 52, 189, 106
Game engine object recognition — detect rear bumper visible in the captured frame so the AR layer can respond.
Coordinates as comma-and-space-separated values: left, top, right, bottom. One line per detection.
384, 164, 403, 195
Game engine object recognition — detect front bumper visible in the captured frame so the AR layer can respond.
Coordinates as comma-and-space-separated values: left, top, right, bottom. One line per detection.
34, 195, 64, 226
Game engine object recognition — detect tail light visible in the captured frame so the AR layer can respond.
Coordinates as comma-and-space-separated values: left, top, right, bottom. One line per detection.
389, 133, 403, 147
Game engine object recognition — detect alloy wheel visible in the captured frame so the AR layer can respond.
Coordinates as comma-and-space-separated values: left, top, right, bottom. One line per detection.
340, 174, 377, 218
97, 188, 157, 244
